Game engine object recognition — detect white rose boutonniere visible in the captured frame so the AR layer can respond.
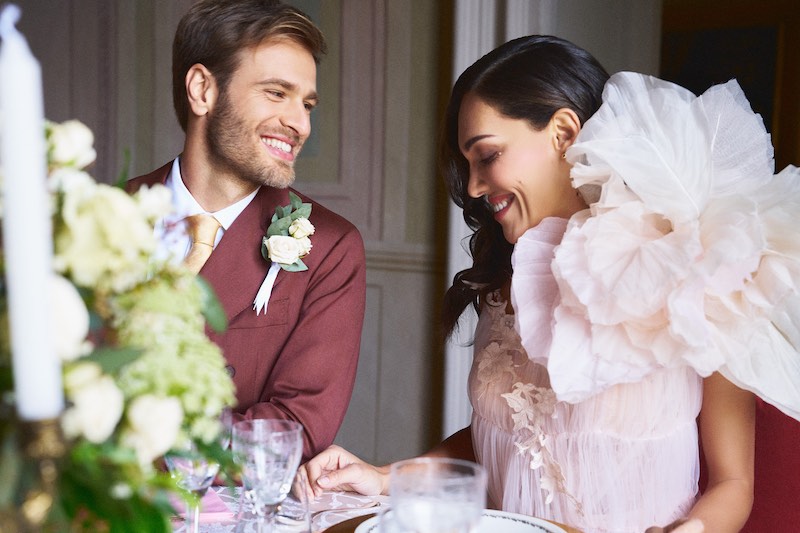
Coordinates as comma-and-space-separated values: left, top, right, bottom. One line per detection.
262, 191, 314, 271
253, 191, 314, 315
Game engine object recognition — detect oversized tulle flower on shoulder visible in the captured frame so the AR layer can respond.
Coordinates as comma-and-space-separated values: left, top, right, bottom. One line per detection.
536, 72, 800, 417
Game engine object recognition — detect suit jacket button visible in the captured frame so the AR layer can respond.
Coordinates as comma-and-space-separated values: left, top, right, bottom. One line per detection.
225, 365, 236, 378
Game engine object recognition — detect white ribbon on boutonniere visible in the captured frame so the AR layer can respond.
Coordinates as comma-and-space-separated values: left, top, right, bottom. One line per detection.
253, 191, 314, 315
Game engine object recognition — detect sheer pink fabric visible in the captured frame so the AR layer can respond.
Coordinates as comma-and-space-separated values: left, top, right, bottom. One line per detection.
469, 218, 701, 533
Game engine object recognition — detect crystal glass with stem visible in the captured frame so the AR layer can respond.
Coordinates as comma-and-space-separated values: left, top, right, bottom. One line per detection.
220, 407, 233, 449
232, 419, 303, 532
165, 443, 221, 533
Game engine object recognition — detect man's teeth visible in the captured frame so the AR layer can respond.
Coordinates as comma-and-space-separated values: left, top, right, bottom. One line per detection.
263, 138, 292, 153
491, 198, 509, 213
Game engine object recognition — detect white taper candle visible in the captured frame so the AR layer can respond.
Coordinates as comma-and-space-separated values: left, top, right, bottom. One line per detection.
0, 4, 63, 420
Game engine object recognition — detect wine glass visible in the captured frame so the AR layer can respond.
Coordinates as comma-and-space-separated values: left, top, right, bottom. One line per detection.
220, 407, 234, 449
381, 457, 486, 533
165, 444, 221, 533
232, 419, 303, 532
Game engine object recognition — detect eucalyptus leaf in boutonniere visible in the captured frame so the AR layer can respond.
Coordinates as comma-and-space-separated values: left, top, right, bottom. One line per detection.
253, 192, 314, 315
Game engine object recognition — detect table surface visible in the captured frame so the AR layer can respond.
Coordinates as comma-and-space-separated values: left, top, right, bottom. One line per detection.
171, 486, 581, 533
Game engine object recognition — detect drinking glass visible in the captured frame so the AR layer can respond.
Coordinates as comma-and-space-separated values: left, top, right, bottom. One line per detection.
220, 407, 234, 449
380, 457, 486, 533
165, 444, 221, 533
232, 419, 304, 532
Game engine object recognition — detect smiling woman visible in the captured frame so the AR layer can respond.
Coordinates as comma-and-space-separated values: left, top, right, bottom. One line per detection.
458, 93, 586, 244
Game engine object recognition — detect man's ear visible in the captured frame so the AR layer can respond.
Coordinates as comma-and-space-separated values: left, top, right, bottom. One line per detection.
185, 64, 217, 118
550, 108, 582, 154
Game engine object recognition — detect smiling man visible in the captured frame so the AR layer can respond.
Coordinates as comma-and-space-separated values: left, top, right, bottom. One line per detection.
126, 0, 366, 460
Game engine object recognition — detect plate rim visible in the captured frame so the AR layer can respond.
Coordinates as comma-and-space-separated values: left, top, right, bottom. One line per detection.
353, 508, 568, 533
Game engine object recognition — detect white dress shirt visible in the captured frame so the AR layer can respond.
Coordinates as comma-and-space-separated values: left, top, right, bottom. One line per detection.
154, 157, 259, 264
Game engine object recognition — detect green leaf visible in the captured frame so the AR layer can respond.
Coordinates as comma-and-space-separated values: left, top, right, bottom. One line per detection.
267, 215, 292, 237
196, 277, 228, 333
83, 347, 143, 374
114, 148, 132, 189
261, 240, 269, 262
280, 259, 308, 272
290, 204, 312, 220
289, 191, 303, 210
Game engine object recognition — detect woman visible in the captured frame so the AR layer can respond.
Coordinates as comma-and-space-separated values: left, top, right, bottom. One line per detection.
301, 35, 800, 533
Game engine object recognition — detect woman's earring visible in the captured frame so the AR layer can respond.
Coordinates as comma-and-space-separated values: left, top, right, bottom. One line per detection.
561, 152, 566, 159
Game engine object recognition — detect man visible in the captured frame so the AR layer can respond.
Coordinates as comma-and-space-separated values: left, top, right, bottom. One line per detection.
126, 0, 366, 460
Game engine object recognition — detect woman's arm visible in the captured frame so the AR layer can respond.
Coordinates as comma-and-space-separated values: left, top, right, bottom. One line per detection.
688, 372, 755, 530
648, 372, 755, 533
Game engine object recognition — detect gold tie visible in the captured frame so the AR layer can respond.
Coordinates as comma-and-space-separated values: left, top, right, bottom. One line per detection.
184, 214, 221, 274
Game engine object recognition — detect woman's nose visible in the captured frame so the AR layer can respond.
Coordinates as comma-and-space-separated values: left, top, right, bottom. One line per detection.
467, 171, 489, 198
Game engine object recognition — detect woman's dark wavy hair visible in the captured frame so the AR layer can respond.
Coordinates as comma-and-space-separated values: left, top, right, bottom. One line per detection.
439, 35, 609, 339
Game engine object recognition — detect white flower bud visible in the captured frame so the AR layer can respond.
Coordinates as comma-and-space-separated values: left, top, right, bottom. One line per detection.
124, 395, 183, 466
51, 274, 90, 361
289, 217, 315, 239
47, 119, 96, 169
62, 374, 124, 443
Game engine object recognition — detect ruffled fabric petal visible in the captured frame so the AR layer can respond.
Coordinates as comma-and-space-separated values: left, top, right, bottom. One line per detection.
513, 72, 800, 419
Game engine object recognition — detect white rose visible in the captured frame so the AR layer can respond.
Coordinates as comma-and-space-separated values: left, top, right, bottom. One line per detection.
124, 395, 183, 466
47, 167, 96, 196
296, 236, 312, 257
61, 374, 124, 443
56, 183, 155, 291
63, 361, 102, 392
266, 235, 303, 265
289, 217, 315, 239
134, 184, 173, 222
51, 274, 91, 361
47, 119, 96, 169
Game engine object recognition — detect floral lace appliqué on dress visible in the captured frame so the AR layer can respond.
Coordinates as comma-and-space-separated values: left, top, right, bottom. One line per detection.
472, 296, 579, 510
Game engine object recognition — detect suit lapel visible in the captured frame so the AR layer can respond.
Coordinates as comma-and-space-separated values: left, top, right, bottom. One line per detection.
199, 186, 289, 321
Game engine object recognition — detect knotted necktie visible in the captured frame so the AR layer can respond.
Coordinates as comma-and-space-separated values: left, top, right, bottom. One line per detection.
183, 214, 221, 274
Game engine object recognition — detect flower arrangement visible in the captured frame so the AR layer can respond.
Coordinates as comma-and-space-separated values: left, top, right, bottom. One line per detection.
0, 119, 236, 531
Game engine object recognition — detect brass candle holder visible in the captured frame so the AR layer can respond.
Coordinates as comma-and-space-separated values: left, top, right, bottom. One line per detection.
0, 417, 65, 532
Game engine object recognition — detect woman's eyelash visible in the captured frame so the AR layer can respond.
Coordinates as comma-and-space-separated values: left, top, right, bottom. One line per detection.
480, 152, 500, 165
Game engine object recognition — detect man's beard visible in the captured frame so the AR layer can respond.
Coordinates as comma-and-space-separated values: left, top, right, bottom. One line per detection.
205, 91, 297, 189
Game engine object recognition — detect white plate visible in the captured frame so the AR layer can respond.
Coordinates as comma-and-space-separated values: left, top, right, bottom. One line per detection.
355, 509, 568, 533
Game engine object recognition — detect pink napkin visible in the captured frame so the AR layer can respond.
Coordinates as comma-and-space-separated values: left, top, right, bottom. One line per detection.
171, 490, 235, 523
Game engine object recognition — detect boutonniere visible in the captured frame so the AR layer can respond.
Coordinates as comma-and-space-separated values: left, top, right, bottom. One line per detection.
262, 191, 314, 271
253, 192, 314, 315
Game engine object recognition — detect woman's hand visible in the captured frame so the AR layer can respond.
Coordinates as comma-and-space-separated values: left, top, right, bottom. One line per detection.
645, 518, 704, 533
297, 445, 390, 499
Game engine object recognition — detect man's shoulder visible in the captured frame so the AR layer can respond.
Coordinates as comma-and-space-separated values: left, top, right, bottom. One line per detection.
288, 187, 362, 240
125, 162, 172, 193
